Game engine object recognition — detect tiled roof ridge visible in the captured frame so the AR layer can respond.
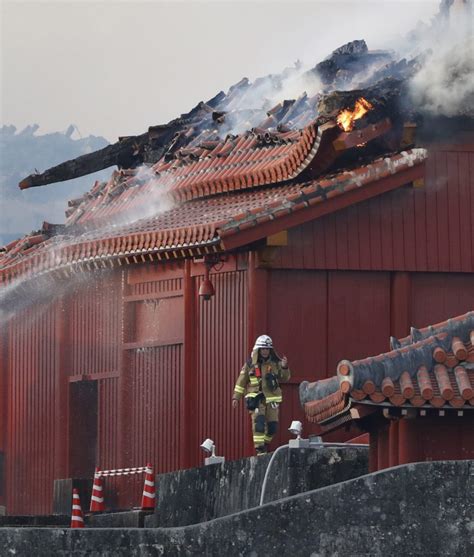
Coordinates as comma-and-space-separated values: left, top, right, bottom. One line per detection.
152, 122, 320, 203
392, 311, 474, 349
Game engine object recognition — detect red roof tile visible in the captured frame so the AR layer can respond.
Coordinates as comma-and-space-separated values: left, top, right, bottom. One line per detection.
62, 115, 398, 229
301, 311, 474, 426
0, 148, 426, 284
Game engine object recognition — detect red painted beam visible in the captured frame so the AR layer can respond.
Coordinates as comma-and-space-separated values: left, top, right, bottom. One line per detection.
220, 162, 425, 251
182, 259, 198, 469
54, 297, 69, 479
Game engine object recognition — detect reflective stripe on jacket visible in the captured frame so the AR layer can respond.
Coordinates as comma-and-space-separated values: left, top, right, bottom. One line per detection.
233, 348, 291, 403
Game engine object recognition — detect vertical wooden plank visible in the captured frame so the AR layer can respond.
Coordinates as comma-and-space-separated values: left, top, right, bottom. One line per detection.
446, 152, 462, 271
413, 185, 428, 271
290, 225, 304, 269
380, 193, 395, 270
345, 204, 361, 269
435, 151, 450, 270
368, 196, 382, 270
119, 270, 134, 469
424, 152, 439, 271
182, 260, 197, 468
300, 221, 315, 269
324, 214, 338, 269
401, 188, 416, 271
248, 251, 268, 348
390, 272, 412, 339
311, 217, 327, 269
457, 152, 472, 272
335, 210, 349, 269
54, 297, 69, 480
357, 201, 372, 269
391, 189, 406, 269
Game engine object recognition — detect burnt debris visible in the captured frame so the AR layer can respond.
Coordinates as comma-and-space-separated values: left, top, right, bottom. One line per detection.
18, 18, 472, 193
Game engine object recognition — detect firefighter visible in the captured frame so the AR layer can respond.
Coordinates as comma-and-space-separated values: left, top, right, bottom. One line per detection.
232, 335, 291, 455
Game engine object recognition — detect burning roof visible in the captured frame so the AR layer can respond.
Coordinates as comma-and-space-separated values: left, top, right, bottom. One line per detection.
2, 0, 473, 286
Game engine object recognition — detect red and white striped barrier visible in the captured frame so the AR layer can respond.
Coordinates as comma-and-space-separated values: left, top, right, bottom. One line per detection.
95, 466, 148, 477
71, 488, 85, 528
90, 464, 155, 511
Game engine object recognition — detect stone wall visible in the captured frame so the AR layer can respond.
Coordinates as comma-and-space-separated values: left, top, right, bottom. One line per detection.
147, 445, 368, 527
0, 460, 472, 556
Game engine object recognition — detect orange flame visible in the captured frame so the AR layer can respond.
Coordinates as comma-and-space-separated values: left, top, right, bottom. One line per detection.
337, 97, 373, 132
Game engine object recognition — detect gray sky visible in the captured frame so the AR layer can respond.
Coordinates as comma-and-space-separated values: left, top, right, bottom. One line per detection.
2, 0, 440, 142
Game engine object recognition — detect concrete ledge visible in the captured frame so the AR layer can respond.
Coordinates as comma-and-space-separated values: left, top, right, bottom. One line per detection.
0, 515, 69, 527
148, 445, 368, 527
87, 510, 153, 528
0, 460, 472, 555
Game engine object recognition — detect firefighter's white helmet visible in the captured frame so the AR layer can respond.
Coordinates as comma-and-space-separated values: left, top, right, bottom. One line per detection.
254, 335, 273, 350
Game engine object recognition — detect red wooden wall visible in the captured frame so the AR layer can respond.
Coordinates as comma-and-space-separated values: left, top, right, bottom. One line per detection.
272, 146, 474, 273
6, 304, 58, 514
196, 270, 249, 463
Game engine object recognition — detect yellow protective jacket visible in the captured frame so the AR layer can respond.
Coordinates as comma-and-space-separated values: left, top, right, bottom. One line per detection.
233, 347, 291, 405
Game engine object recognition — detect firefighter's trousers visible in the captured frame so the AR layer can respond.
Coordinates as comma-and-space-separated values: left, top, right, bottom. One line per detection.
250, 399, 279, 450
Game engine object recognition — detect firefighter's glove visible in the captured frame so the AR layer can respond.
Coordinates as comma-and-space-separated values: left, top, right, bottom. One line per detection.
270, 402, 279, 409
265, 372, 279, 391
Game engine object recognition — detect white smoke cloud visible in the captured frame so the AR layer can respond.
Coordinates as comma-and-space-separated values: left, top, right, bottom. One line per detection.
410, 37, 474, 116
408, 2, 474, 116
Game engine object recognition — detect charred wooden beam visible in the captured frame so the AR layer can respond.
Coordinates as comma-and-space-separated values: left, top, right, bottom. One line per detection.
18, 100, 217, 190
19, 133, 149, 190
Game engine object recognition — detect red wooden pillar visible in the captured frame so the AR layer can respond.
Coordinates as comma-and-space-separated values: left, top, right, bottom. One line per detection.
119, 271, 134, 467
182, 259, 198, 468
369, 427, 378, 472
54, 297, 69, 478
248, 251, 268, 349
377, 418, 390, 470
246, 251, 269, 454
398, 417, 420, 464
390, 272, 411, 339
388, 420, 399, 467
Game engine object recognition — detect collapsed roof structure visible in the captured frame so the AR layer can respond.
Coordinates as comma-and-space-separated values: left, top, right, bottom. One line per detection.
0, 37, 435, 283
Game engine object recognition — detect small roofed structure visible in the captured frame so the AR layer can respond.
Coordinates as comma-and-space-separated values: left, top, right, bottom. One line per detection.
300, 311, 474, 472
